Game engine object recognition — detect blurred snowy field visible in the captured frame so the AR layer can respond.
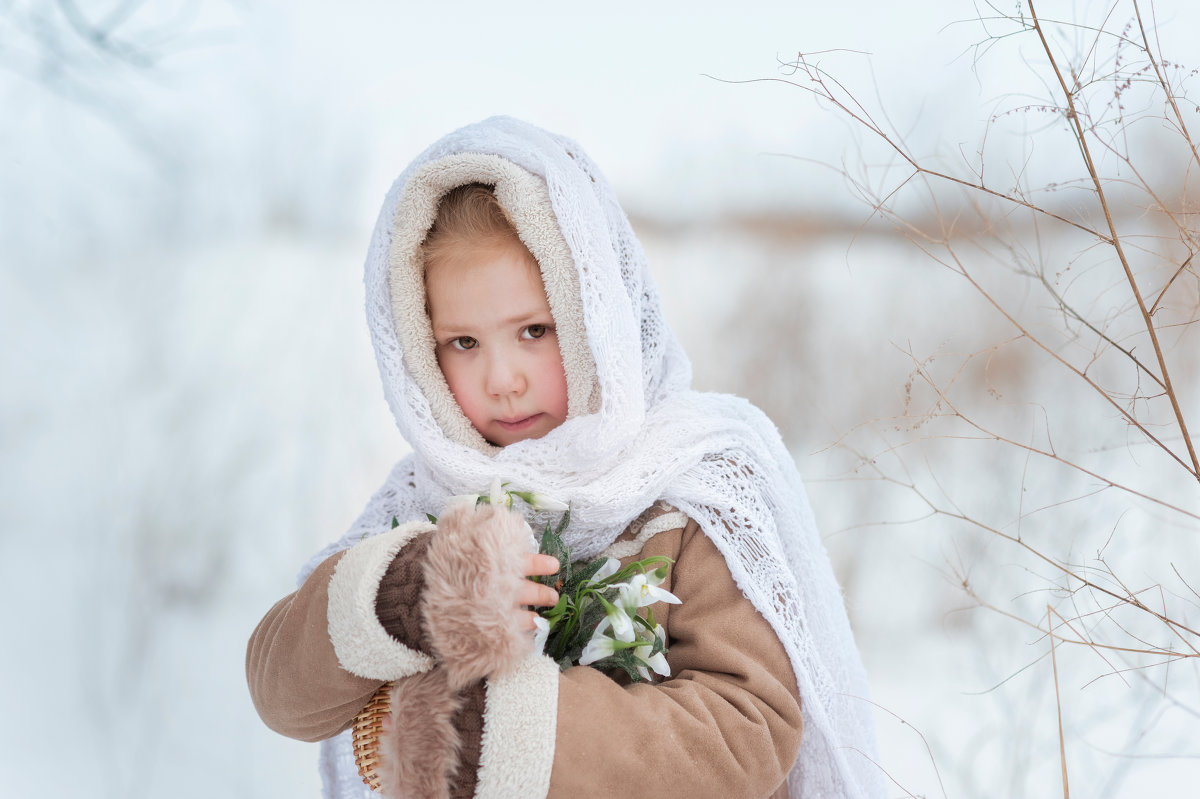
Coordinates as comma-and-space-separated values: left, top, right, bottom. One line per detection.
3, 1, 1199, 797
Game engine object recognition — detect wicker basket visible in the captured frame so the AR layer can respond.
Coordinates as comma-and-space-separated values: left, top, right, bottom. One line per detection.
352, 681, 394, 791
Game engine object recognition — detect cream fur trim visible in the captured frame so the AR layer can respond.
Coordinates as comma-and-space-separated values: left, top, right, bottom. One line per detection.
327, 520, 438, 680
376, 670, 460, 799
387, 153, 600, 454
601, 510, 689, 559
474, 654, 559, 799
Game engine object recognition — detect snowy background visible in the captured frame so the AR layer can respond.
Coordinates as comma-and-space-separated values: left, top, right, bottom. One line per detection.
3, 1, 1198, 797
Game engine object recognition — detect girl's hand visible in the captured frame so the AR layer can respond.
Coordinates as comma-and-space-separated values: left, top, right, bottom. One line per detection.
518, 553, 559, 630
381, 555, 555, 734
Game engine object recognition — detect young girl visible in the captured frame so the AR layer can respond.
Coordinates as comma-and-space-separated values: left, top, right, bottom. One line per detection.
247, 117, 883, 798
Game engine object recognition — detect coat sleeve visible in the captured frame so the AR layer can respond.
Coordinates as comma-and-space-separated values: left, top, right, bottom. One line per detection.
245, 519, 439, 741
246, 504, 539, 747
245, 551, 385, 742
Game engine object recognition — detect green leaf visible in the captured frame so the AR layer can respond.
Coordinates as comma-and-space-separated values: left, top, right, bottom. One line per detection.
560, 641, 584, 665
591, 650, 646, 683
539, 523, 570, 569
562, 556, 607, 597
535, 522, 571, 589
391, 516, 400, 529
554, 508, 571, 536
543, 593, 569, 619
425, 512, 437, 524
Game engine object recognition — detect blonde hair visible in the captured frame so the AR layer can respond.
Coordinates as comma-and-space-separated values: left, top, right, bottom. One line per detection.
421, 183, 527, 268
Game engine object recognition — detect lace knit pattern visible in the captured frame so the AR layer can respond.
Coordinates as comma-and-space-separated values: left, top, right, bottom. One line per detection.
300, 116, 884, 799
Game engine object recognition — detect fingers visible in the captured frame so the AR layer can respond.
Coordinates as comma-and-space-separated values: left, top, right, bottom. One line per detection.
518, 576, 558, 608
519, 609, 544, 632
514, 554, 559, 630
524, 552, 560, 577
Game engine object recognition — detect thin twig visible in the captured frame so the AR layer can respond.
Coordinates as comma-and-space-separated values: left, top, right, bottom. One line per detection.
1150, 253, 1196, 316
899, 349, 1200, 521
1027, 0, 1200, 481
712, 67, 1106, 240
1048, 606, 1071, 799
947, 240, 1197, 476
1133, 0, 1200, 171
1036, 270, 1166, 390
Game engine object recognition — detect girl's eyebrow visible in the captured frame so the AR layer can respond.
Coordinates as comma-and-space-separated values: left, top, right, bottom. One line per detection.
432, 309, 553, 334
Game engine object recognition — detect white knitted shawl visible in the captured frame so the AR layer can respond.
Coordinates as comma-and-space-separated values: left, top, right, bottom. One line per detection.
300, 116, 884, 799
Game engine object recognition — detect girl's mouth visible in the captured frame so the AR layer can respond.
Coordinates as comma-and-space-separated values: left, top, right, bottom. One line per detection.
496, 414, 541, 432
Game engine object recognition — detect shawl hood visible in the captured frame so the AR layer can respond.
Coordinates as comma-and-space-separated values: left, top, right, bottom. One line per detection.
368, 117, 687, 457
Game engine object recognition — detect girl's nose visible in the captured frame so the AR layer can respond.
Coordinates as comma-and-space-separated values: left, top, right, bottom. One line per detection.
485, 350, 526, 397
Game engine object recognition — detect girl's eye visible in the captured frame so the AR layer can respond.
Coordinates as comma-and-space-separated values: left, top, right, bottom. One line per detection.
523, 324, 549, 340
451, 336, 478, 351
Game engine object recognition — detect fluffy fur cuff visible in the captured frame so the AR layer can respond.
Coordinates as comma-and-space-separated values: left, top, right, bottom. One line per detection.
422, 502, 536, 691
327, 520, 438, 680
376, 669, 462, 799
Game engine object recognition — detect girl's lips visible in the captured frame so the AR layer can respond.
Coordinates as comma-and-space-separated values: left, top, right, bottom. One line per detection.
496, 414, 541, 431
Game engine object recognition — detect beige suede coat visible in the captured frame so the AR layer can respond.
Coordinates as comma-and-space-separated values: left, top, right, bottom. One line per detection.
247, 504, 802, 798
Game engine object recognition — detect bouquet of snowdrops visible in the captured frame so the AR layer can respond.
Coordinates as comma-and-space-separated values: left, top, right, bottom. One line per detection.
449, 481, 681, 683
532, 512, 680, 682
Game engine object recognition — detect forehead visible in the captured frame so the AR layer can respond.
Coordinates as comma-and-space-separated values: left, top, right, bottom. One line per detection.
425, 237, 550, 327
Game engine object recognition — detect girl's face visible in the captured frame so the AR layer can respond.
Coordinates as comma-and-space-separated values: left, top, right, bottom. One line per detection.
426, 236, 569, 446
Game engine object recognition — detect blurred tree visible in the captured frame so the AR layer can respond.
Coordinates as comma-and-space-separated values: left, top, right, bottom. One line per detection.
778, 1, 1200, 795
1, 0, 236, 153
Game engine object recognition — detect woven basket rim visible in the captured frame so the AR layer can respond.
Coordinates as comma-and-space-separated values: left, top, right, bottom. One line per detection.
352, 681, 394, 792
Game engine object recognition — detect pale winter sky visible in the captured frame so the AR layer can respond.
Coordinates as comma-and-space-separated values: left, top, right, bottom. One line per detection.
6, 0, 1197, 257
1, 0, 1051, 259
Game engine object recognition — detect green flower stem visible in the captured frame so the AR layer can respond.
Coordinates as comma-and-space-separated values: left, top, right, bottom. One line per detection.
596, 594, 618, 616
607, 639, 654, 652
596, 556, 674, 586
